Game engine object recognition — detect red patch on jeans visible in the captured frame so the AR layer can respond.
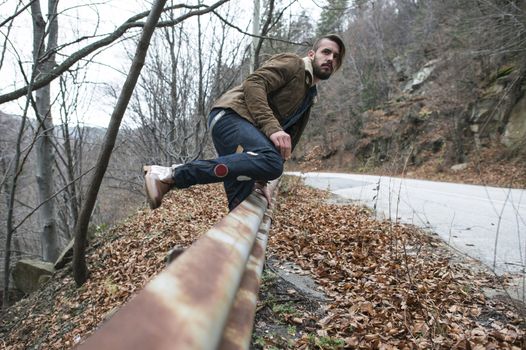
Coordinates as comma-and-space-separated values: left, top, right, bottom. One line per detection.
214, 164, 229, 178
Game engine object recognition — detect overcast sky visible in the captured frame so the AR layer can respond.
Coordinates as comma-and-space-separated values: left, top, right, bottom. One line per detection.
0, 0, 321, 128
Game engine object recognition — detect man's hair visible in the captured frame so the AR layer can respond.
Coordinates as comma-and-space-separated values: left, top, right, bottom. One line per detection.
312, 34, 346, 71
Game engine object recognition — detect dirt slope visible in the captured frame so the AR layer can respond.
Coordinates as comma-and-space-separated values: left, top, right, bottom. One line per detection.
0, 180, 524, 349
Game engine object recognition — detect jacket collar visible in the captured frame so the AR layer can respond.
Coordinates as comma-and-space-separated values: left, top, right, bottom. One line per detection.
302, 57, 315, 87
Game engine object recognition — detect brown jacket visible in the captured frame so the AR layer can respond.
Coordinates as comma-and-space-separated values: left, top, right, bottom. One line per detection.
212, 53, 315, 150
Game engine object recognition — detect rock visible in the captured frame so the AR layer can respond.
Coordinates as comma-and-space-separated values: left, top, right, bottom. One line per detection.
268, 259, 327, 301
502, 93, 526, 150
392, 55, 409, 80
451, 163, 469, 172
469, 94, 505, 125
12, 259, 54, 294
38, 275, 52, 285
54, 238, 74, 269
403, 59, 439, 93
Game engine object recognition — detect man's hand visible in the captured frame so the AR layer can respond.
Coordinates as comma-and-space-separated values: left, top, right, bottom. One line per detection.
269, 130, 291, 160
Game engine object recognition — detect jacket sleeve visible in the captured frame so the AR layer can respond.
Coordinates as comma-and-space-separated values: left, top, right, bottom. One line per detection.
242, 54, 303, 138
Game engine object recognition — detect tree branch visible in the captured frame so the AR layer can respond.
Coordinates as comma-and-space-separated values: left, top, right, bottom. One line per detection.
211, 8, 310, 48
0, 0, 36, 28
0, 0, 231, 104
11, 165, 97, 234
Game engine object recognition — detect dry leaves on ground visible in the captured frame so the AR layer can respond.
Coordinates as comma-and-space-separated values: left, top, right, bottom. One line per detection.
0, 185, 228, 349
0, 179, 524, 350
265, 177, 525, 349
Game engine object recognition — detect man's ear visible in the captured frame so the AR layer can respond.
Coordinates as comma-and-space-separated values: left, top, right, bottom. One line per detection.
307, 49, 315, 59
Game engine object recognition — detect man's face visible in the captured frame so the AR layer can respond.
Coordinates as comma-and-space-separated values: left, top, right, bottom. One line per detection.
309, 39, 341, 81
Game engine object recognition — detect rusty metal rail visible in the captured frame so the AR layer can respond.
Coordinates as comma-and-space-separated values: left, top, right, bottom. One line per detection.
77, 180, 279, 350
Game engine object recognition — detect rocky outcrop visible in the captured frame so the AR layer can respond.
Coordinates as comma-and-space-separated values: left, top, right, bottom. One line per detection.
12, 259, 54, 295
469, 64, 525, 149
502, 92, 526, 151
403, 59, 439, 93
54, 238, 74, 269
349, 57, 526, 174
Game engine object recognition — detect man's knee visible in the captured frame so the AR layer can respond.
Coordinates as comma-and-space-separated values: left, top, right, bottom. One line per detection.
260, 149, 284, 180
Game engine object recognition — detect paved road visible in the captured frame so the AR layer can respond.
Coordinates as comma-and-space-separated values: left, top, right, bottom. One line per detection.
287, 172, 526, 276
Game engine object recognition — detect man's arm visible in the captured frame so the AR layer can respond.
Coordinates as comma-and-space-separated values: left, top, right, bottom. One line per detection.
243, 55, 302, 132
242, 54, 303, 160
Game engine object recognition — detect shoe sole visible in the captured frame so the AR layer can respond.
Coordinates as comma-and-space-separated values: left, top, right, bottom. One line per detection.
143, 166, 160, 209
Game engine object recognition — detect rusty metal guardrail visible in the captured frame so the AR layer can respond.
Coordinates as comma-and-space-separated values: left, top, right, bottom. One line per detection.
77, 180, 279, 350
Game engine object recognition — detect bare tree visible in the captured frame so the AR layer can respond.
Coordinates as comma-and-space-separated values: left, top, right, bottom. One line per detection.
255, 0, 308, 60
72, 0, 167, 286
31, 0, 60, 262
1, 0, 233, 302
127, 1, 240, 166
54, 73, 86, 240
2, 87, 37, 308
72, 0, 231, 286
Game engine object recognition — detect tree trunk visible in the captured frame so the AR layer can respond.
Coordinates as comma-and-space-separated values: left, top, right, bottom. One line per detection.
195, 0, 205, 159
72, 0, 168, 286
61, 116, 80, 234
2, 91, 32, 309
31, 0, 60, 262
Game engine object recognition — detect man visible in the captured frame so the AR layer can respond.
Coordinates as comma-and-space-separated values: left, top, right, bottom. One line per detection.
143, 34, 345, 211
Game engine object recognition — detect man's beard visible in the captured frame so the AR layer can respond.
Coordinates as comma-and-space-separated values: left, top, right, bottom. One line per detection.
313, 59, 333, 80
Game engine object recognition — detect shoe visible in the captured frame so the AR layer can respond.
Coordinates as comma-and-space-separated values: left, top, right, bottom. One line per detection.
143, 165, 178, 209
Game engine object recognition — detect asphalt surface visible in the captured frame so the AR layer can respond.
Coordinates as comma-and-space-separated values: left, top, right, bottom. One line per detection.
287, 172, 526, 277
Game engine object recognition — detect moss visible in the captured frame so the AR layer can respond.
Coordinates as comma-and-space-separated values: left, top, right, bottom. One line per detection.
496, 65, 514, 79
486, 64, 515, 86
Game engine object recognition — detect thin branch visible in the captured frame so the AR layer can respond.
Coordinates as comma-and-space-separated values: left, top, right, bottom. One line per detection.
11, 165, 96, 234
211, 9, 310, 47
0, 0, 231, 104
0, 0, 36, 28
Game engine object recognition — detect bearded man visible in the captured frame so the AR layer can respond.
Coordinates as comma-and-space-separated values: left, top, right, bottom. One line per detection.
143, 34, 346, 210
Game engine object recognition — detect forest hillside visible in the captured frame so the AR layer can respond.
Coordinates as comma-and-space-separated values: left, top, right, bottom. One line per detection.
292, 0, 526, 189
0, 0, 525, 329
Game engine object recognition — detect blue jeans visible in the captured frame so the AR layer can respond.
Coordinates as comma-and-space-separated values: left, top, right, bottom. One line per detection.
173, 109, 284, 210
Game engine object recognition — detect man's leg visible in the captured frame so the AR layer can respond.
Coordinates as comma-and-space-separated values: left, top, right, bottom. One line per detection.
176, 111, 282, 210
222, 178, 255, 211
144, 110, 283, 209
